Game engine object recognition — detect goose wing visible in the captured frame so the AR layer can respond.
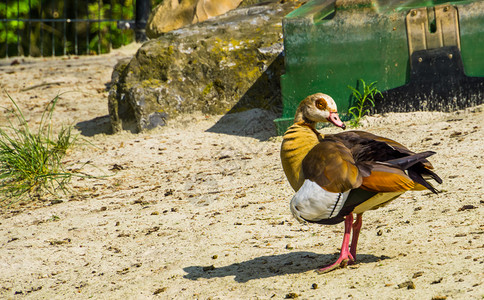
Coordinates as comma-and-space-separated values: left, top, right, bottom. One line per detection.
302, 138, 419, 194
327, 131, 442, 191
301, 139, 365, 193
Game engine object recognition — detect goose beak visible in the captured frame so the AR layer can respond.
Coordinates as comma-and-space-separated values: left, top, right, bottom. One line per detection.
327, 112, 346, 129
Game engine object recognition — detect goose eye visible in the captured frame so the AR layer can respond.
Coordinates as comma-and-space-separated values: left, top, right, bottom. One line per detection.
315, 99, 327, 110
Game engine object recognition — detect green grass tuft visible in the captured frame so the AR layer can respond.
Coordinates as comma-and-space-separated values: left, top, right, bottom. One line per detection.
0, 93, 78, 206
347, 79, 382, 128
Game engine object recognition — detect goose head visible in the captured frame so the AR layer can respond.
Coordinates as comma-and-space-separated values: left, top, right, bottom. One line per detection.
294, 93, 346, 129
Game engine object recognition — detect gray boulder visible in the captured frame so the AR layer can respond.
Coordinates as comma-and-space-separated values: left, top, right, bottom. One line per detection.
108, 0, 304, 133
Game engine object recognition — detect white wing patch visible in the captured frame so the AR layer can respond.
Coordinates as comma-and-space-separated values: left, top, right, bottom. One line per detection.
290, 179, 350, 222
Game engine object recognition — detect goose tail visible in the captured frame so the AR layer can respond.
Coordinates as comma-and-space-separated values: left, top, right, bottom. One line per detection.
384, 151, 442, 194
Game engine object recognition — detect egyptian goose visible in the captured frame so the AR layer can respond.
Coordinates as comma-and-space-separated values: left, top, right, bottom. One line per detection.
280, 93, 442, 273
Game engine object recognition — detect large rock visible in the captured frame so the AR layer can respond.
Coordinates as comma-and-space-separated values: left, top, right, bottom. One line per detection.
146, 0, 243, 39
146, 0, 275, 38
109, 0, 304, 133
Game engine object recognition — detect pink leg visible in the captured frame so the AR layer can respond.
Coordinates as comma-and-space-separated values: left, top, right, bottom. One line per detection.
316, 214, 355, 273
349, 213, 363, 262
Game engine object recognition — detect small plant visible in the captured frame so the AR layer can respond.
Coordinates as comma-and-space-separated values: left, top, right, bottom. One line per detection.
0, 93, 78, 206
347, 79, 382, 128
48, 215, 60, 222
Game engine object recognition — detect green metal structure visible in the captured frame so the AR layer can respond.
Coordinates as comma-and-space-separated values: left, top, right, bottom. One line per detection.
275, 0, 484, 135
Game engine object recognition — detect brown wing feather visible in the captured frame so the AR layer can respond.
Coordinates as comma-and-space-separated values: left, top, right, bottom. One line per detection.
302, 140, 363, 193
341, 131, 435, 169
360, 164, 416, 192
347, 131, 412, 153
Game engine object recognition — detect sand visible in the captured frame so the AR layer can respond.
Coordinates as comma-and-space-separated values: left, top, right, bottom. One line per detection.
0, 44, 483, 299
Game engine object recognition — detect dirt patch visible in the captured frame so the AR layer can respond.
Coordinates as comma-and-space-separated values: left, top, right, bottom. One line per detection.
0, 45, 483, 299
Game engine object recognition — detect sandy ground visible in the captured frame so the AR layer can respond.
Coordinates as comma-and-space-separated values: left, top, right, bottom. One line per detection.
0, 44, 483, 299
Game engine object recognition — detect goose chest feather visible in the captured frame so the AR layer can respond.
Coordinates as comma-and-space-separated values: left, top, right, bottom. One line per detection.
280, 93, 442, 273
280, 123, 321, 191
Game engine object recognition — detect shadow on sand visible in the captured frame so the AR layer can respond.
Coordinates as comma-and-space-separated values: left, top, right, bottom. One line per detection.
183, 251, 389, 283
75, 115, 112, 136
206, 53, 284, 141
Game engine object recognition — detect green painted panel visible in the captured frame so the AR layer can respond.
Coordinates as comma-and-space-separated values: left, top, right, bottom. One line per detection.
459, 3, 484, 76
275, 0, 484, 135
281, 1, 409, 119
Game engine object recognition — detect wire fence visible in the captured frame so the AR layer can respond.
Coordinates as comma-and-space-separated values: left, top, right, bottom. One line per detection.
0, 0, 151, 58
